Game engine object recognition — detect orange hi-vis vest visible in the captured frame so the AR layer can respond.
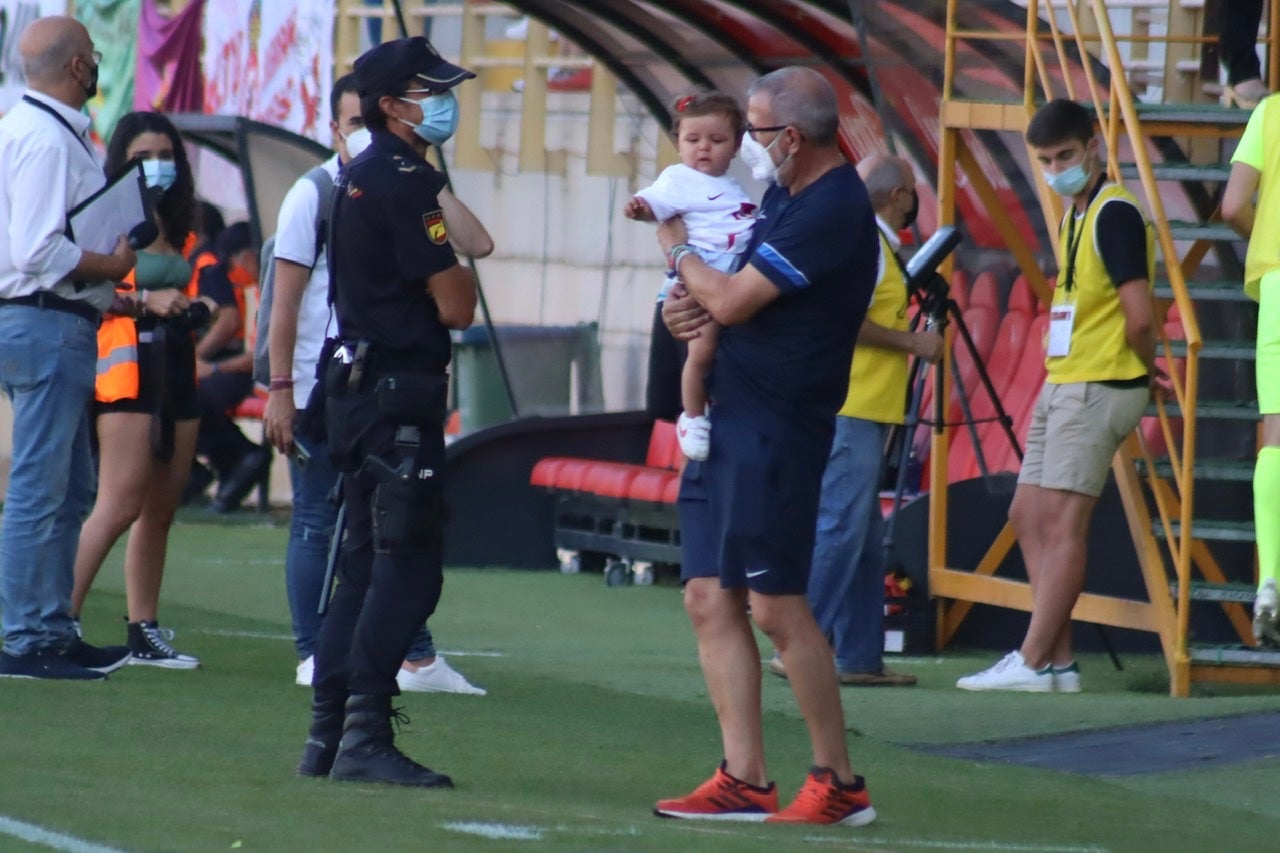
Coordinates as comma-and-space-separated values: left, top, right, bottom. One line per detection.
96, 270, 139, 403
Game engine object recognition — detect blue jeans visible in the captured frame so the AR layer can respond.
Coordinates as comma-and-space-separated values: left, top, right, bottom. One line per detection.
0, 307, 97, 656
286, 442, 434, 661
807, 416, 887, 674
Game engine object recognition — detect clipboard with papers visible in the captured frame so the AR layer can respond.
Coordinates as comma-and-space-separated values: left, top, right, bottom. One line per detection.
67, 159, 150, 254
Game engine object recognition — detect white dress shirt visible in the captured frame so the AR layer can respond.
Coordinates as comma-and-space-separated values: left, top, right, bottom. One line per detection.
0, 90, 108, 307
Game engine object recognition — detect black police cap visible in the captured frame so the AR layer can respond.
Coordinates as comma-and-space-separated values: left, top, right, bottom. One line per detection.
354, 37, 476, 98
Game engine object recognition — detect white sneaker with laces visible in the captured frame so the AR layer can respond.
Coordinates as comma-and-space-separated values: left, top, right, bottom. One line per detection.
296, 655, 314, 687
1052, 661, 1082, 693
1254, 579, 1280, 647
956, 651, 1053, 692
397, 655, 486, 695
676, 411, 710, 461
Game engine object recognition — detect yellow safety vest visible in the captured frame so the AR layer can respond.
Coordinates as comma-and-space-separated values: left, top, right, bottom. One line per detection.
839, 229, 911, 424
1046, 183, 1154, 384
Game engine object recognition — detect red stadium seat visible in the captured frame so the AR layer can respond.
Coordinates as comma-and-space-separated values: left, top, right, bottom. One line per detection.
1007, 274, 1039, 315
950, 269, 971, 312
969, 271, 1002, 312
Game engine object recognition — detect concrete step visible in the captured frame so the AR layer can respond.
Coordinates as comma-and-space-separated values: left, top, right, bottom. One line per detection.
1170, 581, 1257, 603
1154, 278, 1249, 302
1136, 456, 1253, 482
1189, 644, 1280, 667
1167, 220, 1243, 242
1119, 162, 1232, 183
1153, 518, 1256, 542
1166, 338, 1256, 360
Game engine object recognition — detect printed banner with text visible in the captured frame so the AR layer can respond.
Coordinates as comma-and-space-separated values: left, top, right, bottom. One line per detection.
201, 0, 333, 141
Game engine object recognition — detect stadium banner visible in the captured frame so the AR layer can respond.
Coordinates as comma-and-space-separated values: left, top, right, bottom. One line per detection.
202, 0, 333, 141
75, 0, 140, 142
135, 0, 203, 114
0, 0, 75, 114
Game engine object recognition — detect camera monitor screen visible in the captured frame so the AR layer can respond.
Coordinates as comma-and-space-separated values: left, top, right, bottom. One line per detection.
904, 225, 961, 286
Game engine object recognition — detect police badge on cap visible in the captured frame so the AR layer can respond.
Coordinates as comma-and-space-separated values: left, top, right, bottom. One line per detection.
354, 36, 476, 97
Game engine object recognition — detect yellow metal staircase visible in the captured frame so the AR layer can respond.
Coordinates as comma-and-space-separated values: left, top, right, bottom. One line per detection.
934, 0, 1279, 696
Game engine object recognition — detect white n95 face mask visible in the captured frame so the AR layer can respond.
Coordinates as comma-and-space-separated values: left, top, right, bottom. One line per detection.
342, 127, 372, 159
740, 131, 784, 183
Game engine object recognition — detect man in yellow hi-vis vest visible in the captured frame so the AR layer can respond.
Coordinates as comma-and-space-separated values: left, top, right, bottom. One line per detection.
957, 99, 1166, 693
1224, 94, 1280, 646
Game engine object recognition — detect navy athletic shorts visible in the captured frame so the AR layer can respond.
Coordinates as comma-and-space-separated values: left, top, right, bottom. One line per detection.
678, 411, 831, 596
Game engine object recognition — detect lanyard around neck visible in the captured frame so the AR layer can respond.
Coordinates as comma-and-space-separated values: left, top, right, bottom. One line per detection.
1060, 176, 1106, 293
22, 95, 92, 156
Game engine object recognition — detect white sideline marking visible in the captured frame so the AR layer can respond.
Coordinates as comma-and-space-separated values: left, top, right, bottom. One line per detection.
190, 628, 508, 658
805, 837, 1107, 852
0, 815, 127, 853
442, 821, 543, 840
195, 628, 293, 641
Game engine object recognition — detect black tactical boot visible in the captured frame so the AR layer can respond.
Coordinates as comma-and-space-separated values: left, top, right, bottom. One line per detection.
328, 694, 453, 787
297, 692, 345, 777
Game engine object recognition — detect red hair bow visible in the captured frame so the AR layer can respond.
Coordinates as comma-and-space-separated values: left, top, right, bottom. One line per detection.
675, 95, 694, 112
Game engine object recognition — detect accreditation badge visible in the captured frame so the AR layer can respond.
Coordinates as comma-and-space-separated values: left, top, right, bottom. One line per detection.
423, 210, 448, 245
1047, 303, 1075, 357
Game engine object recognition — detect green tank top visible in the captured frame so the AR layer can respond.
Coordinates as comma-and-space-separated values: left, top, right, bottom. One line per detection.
134, 251, 192, 291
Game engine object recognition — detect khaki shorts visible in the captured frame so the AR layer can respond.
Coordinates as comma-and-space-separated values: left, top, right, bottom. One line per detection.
1017, 381, 1148, 497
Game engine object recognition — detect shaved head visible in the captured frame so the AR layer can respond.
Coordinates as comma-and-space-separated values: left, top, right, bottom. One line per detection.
20, 16, 90, 85
858, 154, 914, 210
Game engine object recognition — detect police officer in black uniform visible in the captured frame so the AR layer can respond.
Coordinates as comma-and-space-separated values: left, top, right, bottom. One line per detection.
296, 36, 479, 787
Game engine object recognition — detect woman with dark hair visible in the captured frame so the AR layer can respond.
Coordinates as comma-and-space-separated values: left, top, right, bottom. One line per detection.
70, 111, 215, 669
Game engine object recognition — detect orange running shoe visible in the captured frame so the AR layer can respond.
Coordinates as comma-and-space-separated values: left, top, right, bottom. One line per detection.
653, 761, 778, 821
766, 766, 876, 826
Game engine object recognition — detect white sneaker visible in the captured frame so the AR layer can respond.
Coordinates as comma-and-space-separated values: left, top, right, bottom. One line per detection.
956, 651, 1053, 692
676, 411, 710, 461
397, 655, 486, 695
1254, 579, 1280, 647
1052, 662, 1082, 693
296, 655, 314, 687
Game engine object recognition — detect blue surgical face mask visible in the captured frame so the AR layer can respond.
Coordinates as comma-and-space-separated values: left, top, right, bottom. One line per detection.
398, 89, 459, 148
1044, 161, 1090, 197
142, 158, 178, 191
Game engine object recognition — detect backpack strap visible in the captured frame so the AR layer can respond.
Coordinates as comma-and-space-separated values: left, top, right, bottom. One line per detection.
303, 165, 335, 272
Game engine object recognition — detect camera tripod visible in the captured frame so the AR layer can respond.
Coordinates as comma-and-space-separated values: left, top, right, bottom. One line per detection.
880, 272, 1020, 544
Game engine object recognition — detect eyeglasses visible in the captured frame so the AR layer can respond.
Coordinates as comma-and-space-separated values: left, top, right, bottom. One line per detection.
403, 87, 442, 99
744, 124, 787, 141
88, 50, 102, 65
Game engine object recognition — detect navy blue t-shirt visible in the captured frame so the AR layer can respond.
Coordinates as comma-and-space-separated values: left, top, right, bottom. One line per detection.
329, 130, 459, 368
709, 162, 878, 434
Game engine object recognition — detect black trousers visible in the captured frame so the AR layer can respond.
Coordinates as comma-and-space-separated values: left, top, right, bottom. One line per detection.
313, 383, 446, 699
1221, 0, 1265, 84
195, 369, 254, 476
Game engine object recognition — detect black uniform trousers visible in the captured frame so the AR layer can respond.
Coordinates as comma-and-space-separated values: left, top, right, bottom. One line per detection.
1220, 0, 1265, 84
313, 375, 447, 699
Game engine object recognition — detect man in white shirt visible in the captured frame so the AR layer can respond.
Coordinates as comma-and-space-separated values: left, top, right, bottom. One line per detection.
263, 74, 487, 695
0, 16, 136, 680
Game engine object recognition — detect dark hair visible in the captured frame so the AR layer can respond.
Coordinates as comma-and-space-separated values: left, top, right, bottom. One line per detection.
360, 92, 389, 131
330, 73, 359, 121
670, 90, 746, 141
1026, 99, 1094, 148
215, 221, 254, 261
106, 111, 195, 247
